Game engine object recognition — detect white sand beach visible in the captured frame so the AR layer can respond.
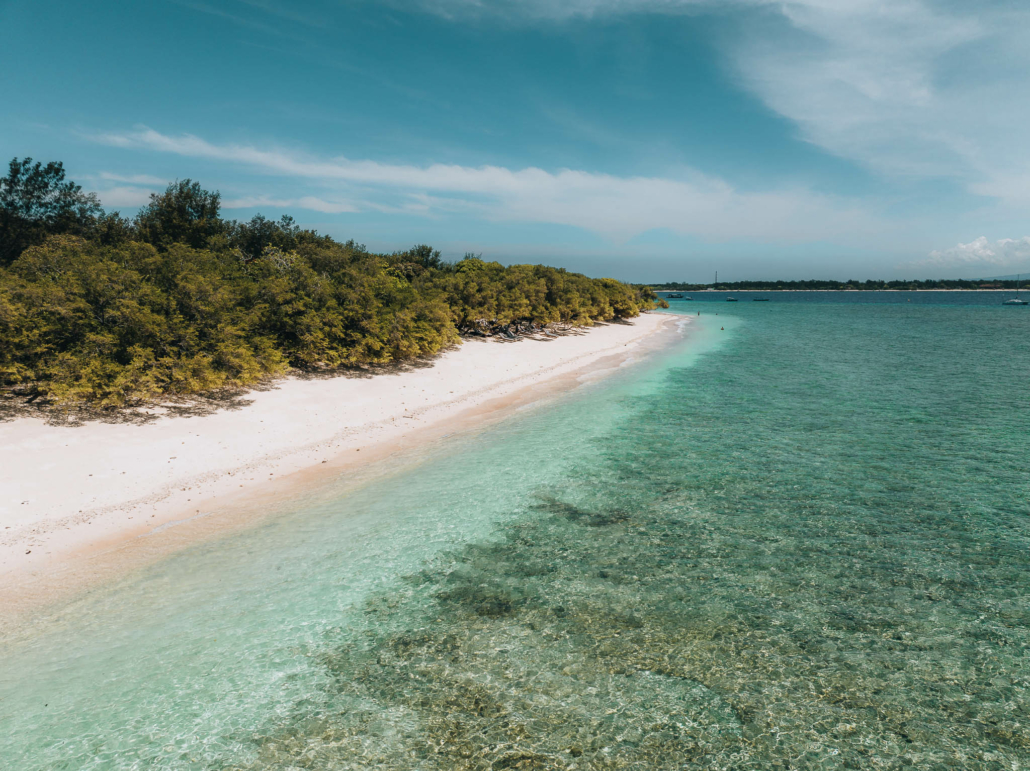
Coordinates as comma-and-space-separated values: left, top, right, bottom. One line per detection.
1, 313, 677, 610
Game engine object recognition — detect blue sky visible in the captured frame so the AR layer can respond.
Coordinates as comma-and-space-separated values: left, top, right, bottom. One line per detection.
2, 0, 1029, 281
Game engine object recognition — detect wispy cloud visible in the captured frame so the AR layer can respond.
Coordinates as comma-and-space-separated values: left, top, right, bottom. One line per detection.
222, 195, 358, 213
84, 172, 167, 210
408, 0, 709, 22
170, 0, 284, 37
99, 172, 167, 186
90, 177, 359, 215
727, 1, 997, 182
417, 0, 1030, 206
94, 186, 155, 208
90, 127, 889, 243
915, 236, 1030, 269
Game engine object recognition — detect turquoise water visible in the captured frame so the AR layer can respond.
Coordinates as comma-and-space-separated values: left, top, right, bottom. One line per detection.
2, 295, 1030, 769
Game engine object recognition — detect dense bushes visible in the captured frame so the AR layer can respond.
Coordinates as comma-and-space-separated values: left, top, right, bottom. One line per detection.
0, 159, 655, 407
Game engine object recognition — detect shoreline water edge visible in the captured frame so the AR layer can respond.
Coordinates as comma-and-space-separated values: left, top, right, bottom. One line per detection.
0, 312, 680, 621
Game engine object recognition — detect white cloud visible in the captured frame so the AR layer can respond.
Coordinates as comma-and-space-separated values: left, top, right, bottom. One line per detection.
418, 0, 1030, 205
94, 186, 155, 208
220, 195, 295, 209
222, 195, 359, 213
410, 0, 708, 21
86, 172, 168, 209
93, 182, 360, 215
99, 172, 167, 186
91, 127, 887, 243
918, 236, 1030, 268
725, 0, 1017, 184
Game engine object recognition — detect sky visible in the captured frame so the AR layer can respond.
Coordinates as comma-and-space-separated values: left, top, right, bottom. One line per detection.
2, 0, 1029, 281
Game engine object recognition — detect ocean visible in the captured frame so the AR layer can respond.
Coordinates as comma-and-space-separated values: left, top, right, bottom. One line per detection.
2, 293, 1029, 769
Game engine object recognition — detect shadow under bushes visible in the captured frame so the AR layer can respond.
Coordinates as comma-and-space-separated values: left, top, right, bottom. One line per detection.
0, 353, 446, 426
0, 387, 258, 426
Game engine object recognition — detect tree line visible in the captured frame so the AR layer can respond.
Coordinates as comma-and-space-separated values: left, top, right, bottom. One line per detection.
0, 158, 657, 407
653, 278, 1027, 291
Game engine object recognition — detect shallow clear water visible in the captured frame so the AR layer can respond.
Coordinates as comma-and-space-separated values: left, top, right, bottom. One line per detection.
2, 294, 1029, 769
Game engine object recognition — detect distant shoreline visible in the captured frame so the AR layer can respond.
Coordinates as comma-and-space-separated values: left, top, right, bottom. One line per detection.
655, 288, 1023, 292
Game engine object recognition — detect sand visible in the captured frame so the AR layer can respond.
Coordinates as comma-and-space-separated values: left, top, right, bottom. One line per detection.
0, 313, 677, 611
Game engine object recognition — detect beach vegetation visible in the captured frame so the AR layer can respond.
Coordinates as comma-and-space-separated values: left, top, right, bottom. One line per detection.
0, 158, 105, 265
0, 159, 654, 407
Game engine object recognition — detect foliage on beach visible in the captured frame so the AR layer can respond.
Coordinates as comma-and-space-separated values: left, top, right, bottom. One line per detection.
0, 158, 654, 407
0, 157, 106, 264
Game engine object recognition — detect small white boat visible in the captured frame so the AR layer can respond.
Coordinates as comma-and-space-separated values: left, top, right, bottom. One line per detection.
1004, 275, 1028, 305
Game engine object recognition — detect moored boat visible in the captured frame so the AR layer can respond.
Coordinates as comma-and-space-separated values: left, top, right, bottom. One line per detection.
1004, 275, 1027, 305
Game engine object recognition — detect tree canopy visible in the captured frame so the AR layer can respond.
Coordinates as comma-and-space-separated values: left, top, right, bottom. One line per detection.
0, 158, 104, 265
0, 158, 655, 408
133, 179, 223, 250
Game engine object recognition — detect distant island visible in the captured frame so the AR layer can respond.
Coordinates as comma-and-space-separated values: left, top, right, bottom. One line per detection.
0, 158, 659, 408
651, 278, 1026, 291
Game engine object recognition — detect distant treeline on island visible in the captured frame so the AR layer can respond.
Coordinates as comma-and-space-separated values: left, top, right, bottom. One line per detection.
0, 158, 658, 407
653, 278, 1026, 291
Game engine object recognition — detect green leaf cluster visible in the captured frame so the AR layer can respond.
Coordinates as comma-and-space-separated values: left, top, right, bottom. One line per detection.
0, 163, 654, 407
0, 158, 104, 263
439, 258, 647, 333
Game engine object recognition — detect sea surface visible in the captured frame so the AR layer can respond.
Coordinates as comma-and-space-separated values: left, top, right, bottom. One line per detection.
2, 292, 1029, 769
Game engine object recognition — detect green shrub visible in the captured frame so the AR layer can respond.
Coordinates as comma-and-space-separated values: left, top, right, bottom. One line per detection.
0, 169, 655, 407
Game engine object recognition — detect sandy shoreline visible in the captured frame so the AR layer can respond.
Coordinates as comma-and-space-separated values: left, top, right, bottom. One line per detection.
1, 312, 679, 618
